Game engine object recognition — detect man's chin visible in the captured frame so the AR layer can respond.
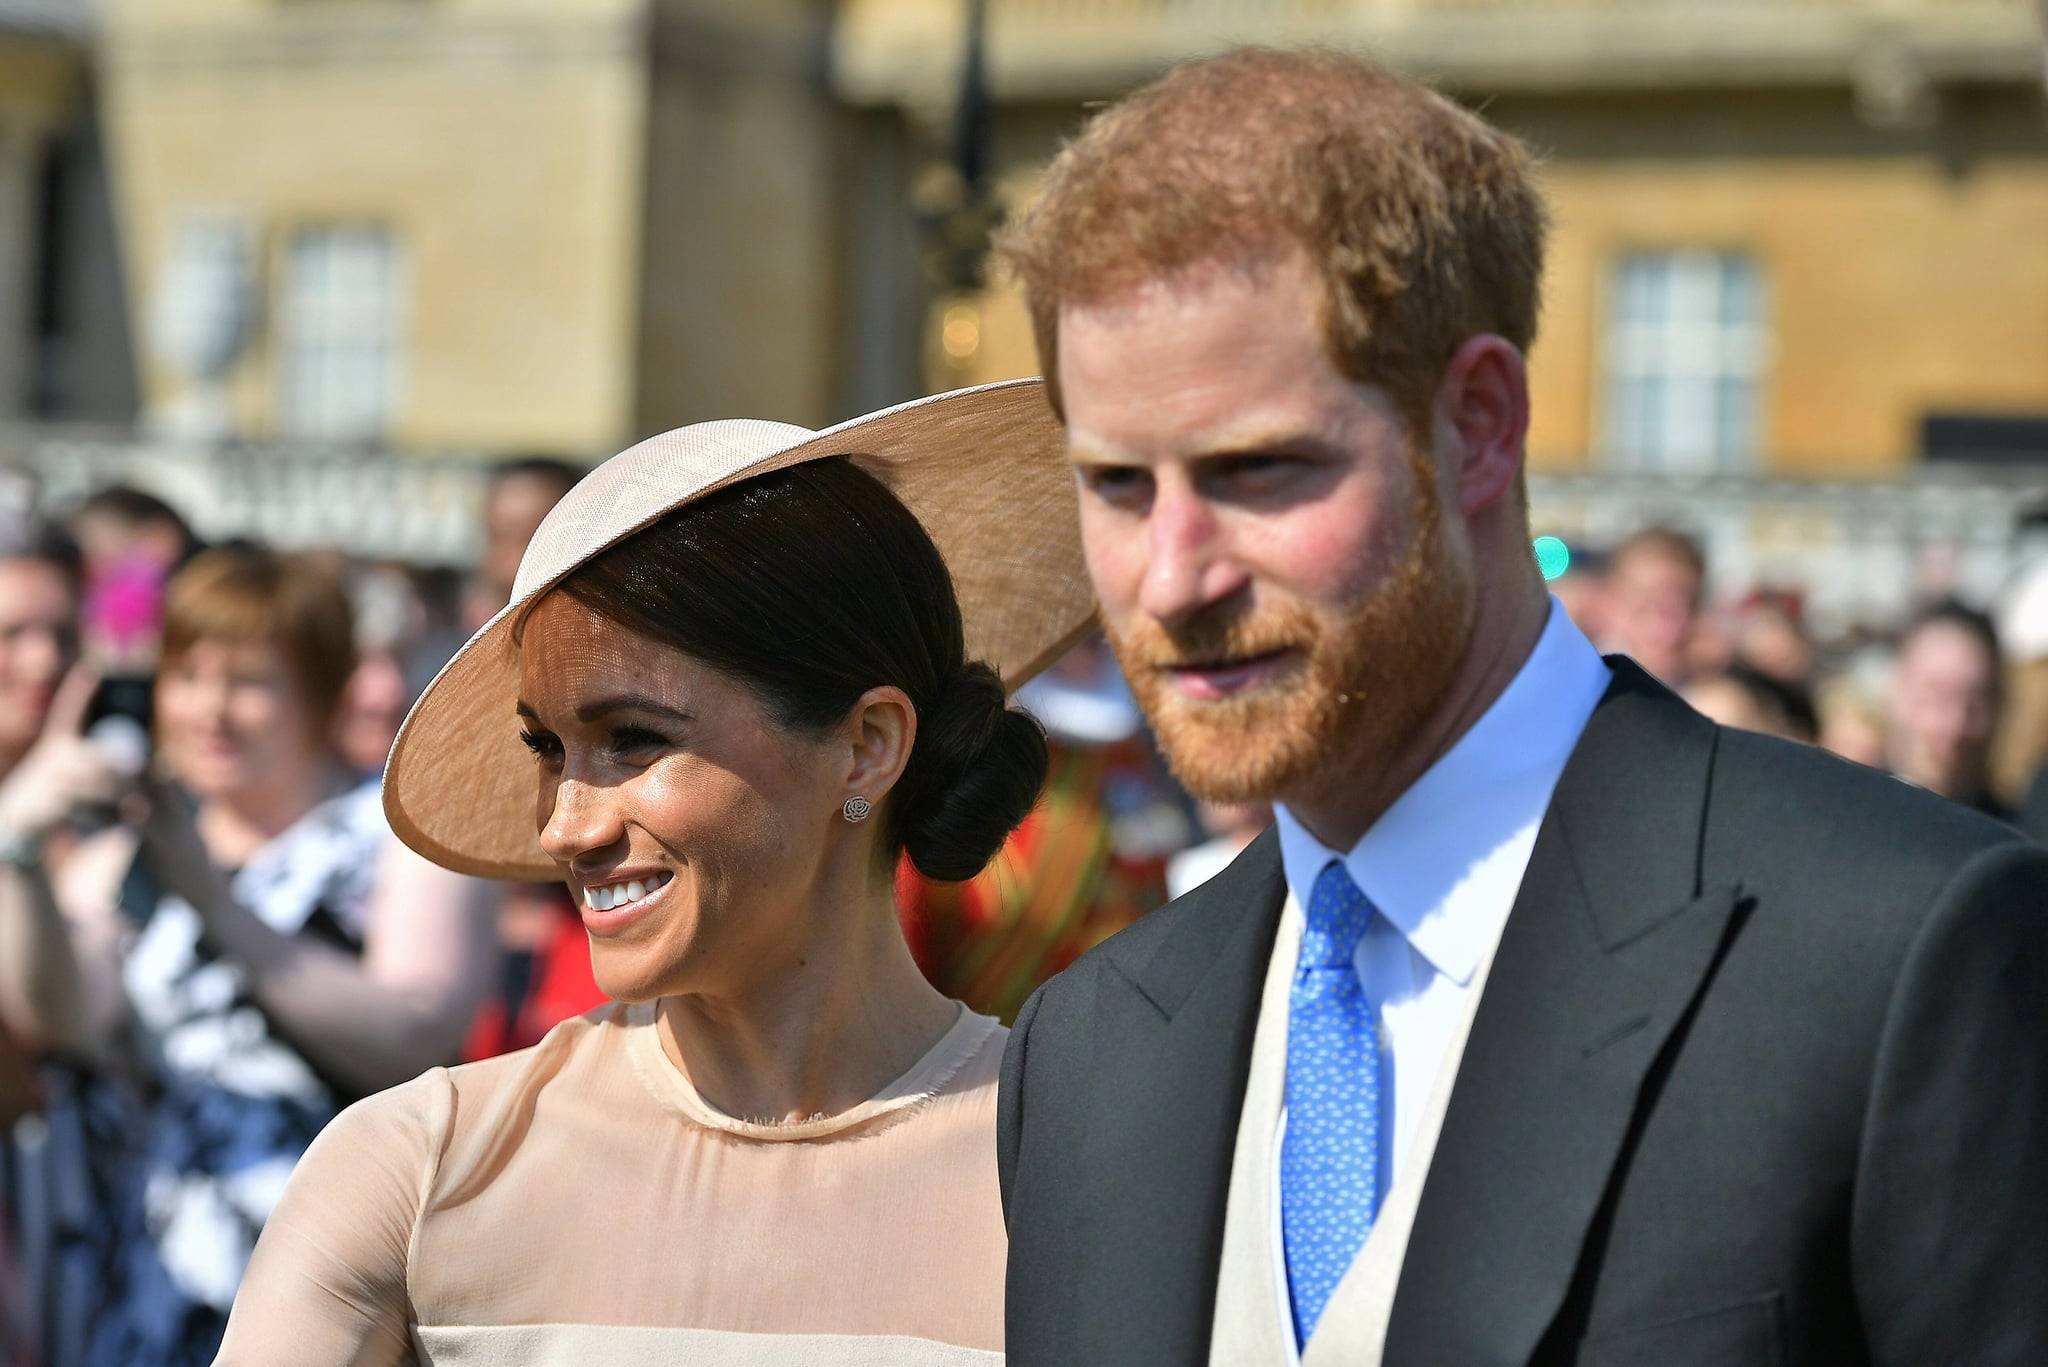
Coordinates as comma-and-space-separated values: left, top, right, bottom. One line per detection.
1145, 696, 1327, 807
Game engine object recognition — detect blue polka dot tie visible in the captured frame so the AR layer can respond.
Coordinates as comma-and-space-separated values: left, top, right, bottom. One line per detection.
1281, 859, 1383, 1346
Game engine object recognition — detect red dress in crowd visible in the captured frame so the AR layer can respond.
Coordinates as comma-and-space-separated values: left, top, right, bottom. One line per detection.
897, 738, 1178, 1024
461, 886, 610, 1061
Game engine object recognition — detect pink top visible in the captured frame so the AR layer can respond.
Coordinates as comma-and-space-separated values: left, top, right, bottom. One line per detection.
216, 1001, 1009, 1366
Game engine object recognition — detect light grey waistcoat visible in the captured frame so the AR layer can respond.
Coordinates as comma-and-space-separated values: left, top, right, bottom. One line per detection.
1208, 895, 1507, 1365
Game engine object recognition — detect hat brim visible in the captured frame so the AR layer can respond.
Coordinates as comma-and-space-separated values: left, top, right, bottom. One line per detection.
383, 379, 1094, 882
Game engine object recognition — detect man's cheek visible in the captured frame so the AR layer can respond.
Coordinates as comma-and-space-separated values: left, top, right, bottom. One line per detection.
1079, 532, 1141, 615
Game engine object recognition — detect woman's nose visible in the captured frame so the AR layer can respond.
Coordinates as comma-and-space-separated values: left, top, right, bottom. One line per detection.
538, 776, 626, 864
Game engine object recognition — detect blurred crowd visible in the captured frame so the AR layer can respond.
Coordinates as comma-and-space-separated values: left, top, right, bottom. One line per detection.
1555, 526, 2048, 836
0, 471, 2044, 1365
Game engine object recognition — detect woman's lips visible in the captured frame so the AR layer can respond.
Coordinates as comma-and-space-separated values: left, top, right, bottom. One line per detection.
1165, 649, 1293, 701
579, 871, 674, 938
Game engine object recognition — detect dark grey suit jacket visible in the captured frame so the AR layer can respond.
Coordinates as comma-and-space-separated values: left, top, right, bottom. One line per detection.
998, 660, 2048, 1366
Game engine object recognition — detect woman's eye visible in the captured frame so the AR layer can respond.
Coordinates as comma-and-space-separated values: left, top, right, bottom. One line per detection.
607, 726, 670, 759
518, 729, 563, 762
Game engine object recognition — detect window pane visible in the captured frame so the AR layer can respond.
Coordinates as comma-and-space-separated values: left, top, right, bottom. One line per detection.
1602, 248, 1766, 473
1718, 254, 1760, 328
1716, 374, 1757, 462
279, 226, 405, 442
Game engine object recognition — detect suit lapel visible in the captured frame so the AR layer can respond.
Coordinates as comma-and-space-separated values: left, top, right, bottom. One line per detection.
1075, 827, 1287, 1364
1384, 662, 1747, 1367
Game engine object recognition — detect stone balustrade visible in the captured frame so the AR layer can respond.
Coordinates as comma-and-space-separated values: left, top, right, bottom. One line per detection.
5, 426, 2044, 634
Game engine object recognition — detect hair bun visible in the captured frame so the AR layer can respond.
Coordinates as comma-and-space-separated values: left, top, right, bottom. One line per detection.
894, 661, 1049, 883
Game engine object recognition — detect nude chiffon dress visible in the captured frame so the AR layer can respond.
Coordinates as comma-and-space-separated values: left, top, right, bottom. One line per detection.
214, 1001, 1008, 1366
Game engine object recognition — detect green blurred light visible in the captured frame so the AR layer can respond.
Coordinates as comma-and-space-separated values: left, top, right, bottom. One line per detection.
1533, 536, 1571, 582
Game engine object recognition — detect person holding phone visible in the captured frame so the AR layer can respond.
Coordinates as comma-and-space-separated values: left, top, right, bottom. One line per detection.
0, 513, 87, 1366
0, 543, 496, 1367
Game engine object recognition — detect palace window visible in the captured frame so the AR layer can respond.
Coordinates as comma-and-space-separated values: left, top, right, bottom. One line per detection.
1602, 249, 1766, 472
278, 225, 406, 441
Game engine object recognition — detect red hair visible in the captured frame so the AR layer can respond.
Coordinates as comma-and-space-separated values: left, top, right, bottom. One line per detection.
997, 47, 1549, 433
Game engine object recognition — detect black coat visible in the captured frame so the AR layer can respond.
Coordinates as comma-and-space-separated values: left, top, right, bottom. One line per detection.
999, 661, 2048, 1366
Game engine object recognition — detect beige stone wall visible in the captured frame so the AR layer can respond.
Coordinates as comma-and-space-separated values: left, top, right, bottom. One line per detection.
633, 0, 844, 433
100, 0, 651, 453
837, 0, 2048, 469
1530, 153, 2048, 474
941, 140, 2048, 478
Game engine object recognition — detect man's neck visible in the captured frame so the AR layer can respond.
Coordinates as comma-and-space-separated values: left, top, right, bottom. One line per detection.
1287, 574, 1551, 853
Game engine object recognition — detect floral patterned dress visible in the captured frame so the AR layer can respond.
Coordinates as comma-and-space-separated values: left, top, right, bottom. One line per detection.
84, 780, 389, 1367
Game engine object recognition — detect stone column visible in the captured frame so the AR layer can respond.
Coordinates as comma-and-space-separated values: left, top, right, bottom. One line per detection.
0, 120, 37, 418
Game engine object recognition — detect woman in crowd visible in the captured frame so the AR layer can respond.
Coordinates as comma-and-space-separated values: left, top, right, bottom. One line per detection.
0, 520, 82, 1045
0, 517, 81, 789
0, 515, 84, 1367
217, 384, 1089, 1364
0, 544, 496, 1366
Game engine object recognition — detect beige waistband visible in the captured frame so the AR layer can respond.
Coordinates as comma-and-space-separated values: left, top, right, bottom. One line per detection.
415, 1324, 1004, 1367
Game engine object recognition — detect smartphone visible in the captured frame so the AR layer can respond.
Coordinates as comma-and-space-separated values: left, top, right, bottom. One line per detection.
85, 673, 154, 740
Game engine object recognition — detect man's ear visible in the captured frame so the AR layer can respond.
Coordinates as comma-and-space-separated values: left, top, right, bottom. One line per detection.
1435, 333, 1530, 517
842, 685, 916, 807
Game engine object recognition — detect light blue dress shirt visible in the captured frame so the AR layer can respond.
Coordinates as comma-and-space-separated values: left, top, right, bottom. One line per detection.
1265, 597, 1612, 1357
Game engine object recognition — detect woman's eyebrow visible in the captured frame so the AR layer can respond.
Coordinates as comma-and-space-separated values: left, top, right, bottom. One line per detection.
514, 696, 694, 726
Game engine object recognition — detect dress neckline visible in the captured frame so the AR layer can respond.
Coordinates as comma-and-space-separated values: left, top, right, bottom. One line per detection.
622, 998, 998, 1142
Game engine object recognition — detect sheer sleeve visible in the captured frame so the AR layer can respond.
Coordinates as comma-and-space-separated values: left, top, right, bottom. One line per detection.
214, 1069, 450, 1366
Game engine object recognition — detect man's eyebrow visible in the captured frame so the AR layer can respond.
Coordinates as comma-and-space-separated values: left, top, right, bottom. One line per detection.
512, 696, 695, 725
1068, 429, 1322, 464
1066, 442, 1128, 466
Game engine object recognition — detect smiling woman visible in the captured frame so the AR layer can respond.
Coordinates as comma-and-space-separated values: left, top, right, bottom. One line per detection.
214, 382, 1093, 1366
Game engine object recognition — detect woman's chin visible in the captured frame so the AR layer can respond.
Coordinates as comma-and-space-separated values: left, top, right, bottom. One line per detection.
586, 947, 677, 1004
173, 755, 252, 798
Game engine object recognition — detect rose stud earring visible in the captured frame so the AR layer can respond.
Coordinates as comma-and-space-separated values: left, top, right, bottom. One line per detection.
842, 795, 872, 824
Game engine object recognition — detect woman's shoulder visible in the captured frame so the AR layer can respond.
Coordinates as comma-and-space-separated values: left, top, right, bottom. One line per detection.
322, 1002, 622, 1134
294, 1005, 631, 1216
946, 1010, 1008, 1094
430, 1002, 643, 1144
319, 1063, 458, 1164
899, 1007, 1007, 1131
444, 997, 627, 1084
262, 1065, 455, 1264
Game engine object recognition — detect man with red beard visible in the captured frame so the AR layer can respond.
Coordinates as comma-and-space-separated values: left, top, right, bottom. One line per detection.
992, 48, 2048, 1367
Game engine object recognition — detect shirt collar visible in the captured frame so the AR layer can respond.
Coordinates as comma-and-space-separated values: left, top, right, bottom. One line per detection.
1275, 597, 1612, 985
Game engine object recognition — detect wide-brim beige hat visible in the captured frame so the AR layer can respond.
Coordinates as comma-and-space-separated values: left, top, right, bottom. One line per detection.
385, 378, 1093, 881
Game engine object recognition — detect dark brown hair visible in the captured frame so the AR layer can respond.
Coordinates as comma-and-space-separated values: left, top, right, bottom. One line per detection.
1904, 598, 2002, 678
997, 46, 1549, 434
554, 458, 1048, 882
74, 484, 199, 566
0, 515, 82, 585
